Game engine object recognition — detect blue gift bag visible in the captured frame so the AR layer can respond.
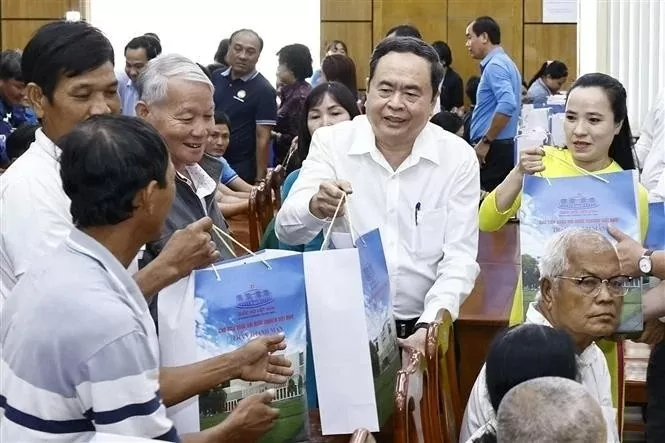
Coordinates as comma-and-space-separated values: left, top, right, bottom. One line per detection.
645, 202, 665, 250
194, 252, 309, 443
520, 171, 643, 333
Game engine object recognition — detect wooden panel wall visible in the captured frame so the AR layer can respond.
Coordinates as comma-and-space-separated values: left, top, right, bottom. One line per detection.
0, 0, 85, 50
321, 0, 577, 95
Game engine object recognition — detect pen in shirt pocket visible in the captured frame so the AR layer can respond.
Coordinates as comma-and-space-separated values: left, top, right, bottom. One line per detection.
414, 202, 421, 226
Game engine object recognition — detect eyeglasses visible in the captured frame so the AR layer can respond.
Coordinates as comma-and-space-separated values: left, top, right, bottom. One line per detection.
555, 275, 634, 297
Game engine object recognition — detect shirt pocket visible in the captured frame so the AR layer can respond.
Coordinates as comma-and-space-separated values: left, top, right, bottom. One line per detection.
411, 206, 447, 259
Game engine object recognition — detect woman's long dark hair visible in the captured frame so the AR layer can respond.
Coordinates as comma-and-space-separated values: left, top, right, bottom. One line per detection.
294, 82, 360, 166
527, 60, 568, 88
566, 72, 636, 170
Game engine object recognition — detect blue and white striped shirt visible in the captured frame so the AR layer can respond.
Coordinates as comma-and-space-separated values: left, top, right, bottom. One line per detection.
0, 228, 178, 442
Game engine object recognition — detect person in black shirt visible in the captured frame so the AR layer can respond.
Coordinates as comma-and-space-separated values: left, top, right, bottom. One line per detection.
432, 41, 464, 112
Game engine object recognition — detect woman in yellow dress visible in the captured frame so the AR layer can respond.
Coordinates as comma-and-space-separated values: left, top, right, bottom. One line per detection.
478, 72, 649, 434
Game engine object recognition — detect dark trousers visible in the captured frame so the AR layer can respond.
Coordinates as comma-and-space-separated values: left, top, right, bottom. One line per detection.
228, 157, 256, 184
647, 341, 665, 441
476, 139, 515, 192
395, 318, 418, 339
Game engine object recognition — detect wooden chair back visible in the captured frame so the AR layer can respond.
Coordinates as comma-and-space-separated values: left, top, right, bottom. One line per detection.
424, 310, 462, 443
266, 165, 286, 210
394, 348, 427, 443
247, 182, 271, 250
349, 429, 376, 443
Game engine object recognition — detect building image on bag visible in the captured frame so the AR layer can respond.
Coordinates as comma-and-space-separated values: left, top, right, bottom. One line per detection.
222, 351, 305, 412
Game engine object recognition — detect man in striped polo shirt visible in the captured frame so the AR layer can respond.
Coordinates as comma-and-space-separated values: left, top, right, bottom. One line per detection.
0, 115, 280, 441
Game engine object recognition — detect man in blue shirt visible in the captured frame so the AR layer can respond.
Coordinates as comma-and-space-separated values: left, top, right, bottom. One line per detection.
116, 35, 161, 116
0, 50, 38, 166
466, 16, 521, 191
212, 29, 276, 184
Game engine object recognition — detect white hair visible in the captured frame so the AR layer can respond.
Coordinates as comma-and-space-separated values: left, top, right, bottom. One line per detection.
136, 53, 213, 105
535, 228, 613, 301
497, 377, 607, 443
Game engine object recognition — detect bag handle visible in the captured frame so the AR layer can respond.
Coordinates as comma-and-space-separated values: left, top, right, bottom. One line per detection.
319, 192, 365, 251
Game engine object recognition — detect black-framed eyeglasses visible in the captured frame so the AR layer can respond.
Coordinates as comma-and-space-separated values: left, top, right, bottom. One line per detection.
555, 275, 635, 297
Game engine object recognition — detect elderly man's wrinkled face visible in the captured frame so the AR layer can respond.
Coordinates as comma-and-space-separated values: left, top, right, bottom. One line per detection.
541, 238, 624, 346
140, 79, 214, 171
365, 52, 436, 150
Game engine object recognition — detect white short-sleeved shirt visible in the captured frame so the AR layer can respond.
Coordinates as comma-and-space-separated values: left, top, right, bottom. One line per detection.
0, 129, 72, 309
0, 129, 140, 313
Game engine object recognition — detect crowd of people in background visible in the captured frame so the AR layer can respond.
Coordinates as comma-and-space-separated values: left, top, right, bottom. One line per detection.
0, 12, 663, 443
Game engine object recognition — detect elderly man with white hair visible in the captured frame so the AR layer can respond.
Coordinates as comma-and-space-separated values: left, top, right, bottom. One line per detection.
136, 54, 235, 262
496, 377, 607, 443
460, 227, 628, 443
134, 54, 295, 435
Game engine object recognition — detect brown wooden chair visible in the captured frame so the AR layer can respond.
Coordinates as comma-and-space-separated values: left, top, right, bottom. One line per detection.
394, 347, 427, 443
247, 182, 271, 250
266, 164, 286, 210
424, 309, 462, 443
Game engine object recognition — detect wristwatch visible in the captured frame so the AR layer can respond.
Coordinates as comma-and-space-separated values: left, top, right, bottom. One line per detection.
480, 135, 494, 145
639, 249, 654, 276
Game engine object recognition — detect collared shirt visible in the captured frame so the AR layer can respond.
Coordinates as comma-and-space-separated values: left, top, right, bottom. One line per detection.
0, 129, 140, 312
459, 303, 619, 443
116, 71, 139, 117
275, 115, 480, 323
212, 68, 277, 183
635, 90, 664, 200
526, 77, 553, 101
176, 163, 218, 216
0, 129, 71, 308
0, 229, 178, 441
470, 47, 521, 142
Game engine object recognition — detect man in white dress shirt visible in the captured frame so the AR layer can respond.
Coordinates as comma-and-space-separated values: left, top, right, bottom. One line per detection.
275, 36, 480, 353
460, 228, 624, 443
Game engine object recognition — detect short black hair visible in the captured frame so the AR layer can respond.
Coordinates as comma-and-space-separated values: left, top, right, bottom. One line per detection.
22, 21, 115, 101
466, 75, 480, 105
430, 111, 463, 134
143, 32, 160, 42
125, 35, 162, 60
277, 44, 314, 82
385, 24, 422, 39
470, 16, 501, 45
229, 29, 264, 52
369, 37, 444, 100
214, 110, 231, 129
214, 38, 230, 65
0, 49, 23, 81
59, 114, 170, 228
5, 123, 39, 161
431, 41, 453, 67
485, 324, 577, 412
